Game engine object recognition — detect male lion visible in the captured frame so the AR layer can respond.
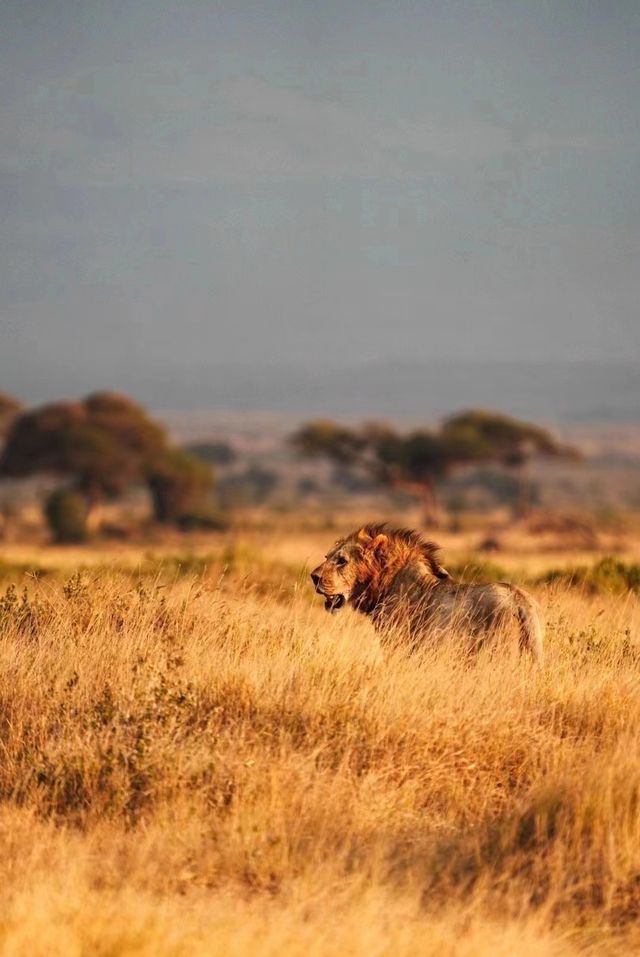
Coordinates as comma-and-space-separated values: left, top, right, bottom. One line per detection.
311, 524, 543, 663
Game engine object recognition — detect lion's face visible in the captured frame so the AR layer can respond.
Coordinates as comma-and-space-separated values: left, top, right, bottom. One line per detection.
311, 529, 388, 613
310, 539, 364, 613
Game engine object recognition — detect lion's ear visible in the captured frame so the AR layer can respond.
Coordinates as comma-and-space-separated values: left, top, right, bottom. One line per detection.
357, 527, 372, 543
366, 533, 388, 558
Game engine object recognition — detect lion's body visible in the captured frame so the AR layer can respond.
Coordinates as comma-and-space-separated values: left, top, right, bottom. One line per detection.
368, 574, 544, 660
311, 524, 544, 663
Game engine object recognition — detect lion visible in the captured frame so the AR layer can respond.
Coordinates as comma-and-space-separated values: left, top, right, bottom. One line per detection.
311, 524, 543, 663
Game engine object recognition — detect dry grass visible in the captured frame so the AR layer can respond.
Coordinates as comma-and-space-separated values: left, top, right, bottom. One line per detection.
0, 533, 639, 954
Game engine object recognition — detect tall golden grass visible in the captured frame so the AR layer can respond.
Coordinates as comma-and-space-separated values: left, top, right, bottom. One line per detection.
0, 537, 638, 954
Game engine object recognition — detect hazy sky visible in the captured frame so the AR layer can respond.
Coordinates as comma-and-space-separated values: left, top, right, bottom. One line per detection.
1, 1, 639, 403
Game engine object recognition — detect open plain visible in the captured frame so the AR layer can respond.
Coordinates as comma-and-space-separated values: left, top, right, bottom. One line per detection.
0, 523, 639, 955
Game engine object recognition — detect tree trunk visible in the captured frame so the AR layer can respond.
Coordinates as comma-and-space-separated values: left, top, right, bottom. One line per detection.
513, 462, 531, 521
78, 480, 102, 531
420, 481, 441, 528
393, 479, 441, 528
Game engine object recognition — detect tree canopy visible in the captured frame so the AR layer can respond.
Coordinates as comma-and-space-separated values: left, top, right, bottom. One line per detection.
0, 392, 167, 503
0, 392, 215, 530
290, 420, 366, 466
441, 410, 569, 467
290, 410, 575, 523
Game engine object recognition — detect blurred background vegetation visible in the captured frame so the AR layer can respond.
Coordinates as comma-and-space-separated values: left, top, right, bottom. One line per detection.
1, 388, 639, 556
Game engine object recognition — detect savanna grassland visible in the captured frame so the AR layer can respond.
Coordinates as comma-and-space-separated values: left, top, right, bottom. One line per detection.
0, 527, 640, 955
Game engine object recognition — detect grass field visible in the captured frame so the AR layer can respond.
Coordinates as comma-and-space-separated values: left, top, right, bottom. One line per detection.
0, 528, 639, 955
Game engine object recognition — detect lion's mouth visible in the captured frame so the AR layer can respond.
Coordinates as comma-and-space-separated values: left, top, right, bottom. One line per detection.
324, 594, 346, 613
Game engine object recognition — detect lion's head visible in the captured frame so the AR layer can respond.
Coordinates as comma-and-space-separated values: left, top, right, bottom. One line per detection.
311, 523, 449, 614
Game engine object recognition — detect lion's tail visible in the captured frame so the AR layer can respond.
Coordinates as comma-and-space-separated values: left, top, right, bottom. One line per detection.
511, 586, 544, 665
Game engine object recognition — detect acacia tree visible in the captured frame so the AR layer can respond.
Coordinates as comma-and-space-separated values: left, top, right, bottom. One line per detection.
290, 419, 450, 523
291, 411, 574, 525
0, 393, 167, 507
368, 426, 477, 524
290, 420, 366, 467
441, 410, 575, 517
441, 410, 565, 465
0, 392, 215, 536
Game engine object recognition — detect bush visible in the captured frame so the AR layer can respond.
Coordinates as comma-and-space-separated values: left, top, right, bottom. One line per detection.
185, 441, 237, 466
44, 489, 89, 544
147, 450, 214, 525
177, 506, 230, 532
539, 556, 640, 594
446, 557, 510, 583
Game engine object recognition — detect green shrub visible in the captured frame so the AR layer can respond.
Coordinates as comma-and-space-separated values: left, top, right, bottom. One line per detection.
44, 489, 88, 544
447, 558, 510, 583
147, 450, 214, 525
539, 557, 640, 594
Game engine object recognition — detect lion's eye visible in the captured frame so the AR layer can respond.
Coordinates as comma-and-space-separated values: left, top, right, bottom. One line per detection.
335, 556, 347, 567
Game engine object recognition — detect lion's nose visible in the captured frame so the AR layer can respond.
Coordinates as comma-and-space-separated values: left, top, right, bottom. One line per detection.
311, 570, 321, 589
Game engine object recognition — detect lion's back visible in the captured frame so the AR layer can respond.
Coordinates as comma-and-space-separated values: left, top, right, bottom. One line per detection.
402, 578, 525, 638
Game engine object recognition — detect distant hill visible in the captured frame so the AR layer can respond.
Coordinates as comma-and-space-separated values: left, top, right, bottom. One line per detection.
151, 358, 639, 423
7, 358, 639, 423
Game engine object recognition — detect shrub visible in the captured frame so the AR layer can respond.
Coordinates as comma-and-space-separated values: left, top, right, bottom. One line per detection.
539, 556, 640, 594
44, 489, 89, 544
177, 505, 230, 532
447, 557, 510, 583
185, 441, 237, 466
147, 450, 214, 525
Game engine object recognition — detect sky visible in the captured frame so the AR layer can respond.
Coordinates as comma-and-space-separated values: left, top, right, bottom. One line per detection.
1, 0, 639, 406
